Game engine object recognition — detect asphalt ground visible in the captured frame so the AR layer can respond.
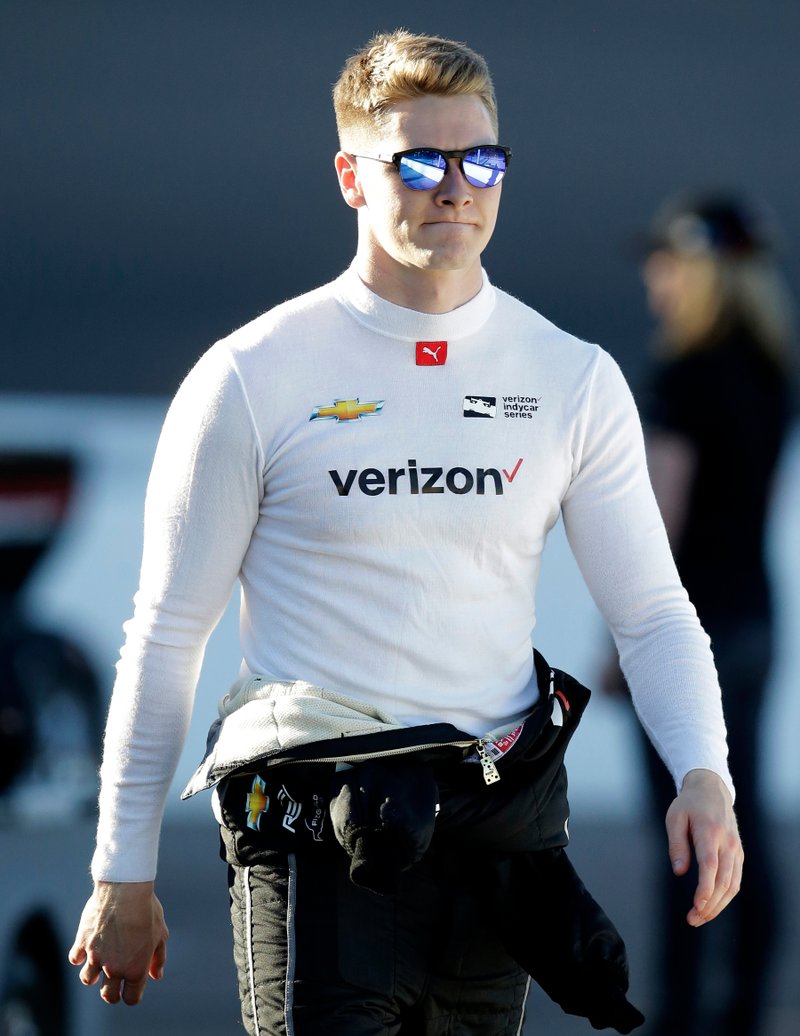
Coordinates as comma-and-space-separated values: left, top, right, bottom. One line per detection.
93, 817, 799, 1036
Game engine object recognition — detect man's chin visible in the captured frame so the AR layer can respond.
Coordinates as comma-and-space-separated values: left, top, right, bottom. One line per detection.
411, 247, 482, 274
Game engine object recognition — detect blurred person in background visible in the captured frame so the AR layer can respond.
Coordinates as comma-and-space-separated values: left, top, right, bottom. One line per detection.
607, 193, 796, 1036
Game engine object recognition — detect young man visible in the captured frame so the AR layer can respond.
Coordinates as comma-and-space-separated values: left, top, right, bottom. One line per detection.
70, 30, 742, 1035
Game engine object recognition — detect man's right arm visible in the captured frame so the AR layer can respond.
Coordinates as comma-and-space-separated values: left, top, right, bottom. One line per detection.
68, 881, 169, 1005
90, 346, 265, 880
75, 347, 264, 1003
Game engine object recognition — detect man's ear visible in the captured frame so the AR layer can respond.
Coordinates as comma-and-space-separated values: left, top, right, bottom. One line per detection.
335, 151, 366, 209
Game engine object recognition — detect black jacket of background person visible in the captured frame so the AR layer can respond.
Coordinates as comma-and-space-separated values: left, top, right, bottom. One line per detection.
643, 324, 793, 627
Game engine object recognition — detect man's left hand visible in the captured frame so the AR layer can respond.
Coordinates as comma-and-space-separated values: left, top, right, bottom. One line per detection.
665, 768, 743, 927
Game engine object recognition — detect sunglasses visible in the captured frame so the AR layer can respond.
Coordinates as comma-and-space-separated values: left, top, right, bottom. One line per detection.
352, 145, 512, 191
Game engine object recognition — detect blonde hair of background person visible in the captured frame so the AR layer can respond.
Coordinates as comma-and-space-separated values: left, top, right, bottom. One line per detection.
645, 238, 794, 361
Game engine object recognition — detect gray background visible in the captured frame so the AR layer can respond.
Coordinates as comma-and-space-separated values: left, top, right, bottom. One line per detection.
3, 0, 799, 395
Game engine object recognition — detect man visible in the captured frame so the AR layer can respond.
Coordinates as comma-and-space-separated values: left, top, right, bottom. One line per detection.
70, 29, 742, 1035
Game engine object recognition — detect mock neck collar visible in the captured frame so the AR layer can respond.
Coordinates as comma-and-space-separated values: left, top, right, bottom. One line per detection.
334, 261, 496, 341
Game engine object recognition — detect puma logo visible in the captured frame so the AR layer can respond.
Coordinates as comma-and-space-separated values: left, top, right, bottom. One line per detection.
416, 340, 448, 366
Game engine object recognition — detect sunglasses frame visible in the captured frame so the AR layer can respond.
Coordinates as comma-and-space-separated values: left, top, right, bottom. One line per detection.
352, 145, 512, 190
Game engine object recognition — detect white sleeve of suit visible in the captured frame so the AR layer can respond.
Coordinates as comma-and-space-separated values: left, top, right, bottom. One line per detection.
561, 353, 731, 796
91, 348, 262, 881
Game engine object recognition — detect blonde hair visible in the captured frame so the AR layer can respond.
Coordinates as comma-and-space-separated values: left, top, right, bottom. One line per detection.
716, 254, 796, 368
655, 251, 796, 371
332, 29, 498, 148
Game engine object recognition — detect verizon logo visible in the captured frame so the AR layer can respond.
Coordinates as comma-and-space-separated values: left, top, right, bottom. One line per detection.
328, 458, 523, 497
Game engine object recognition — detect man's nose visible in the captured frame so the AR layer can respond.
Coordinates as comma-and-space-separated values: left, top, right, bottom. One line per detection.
435, 160, 473, 205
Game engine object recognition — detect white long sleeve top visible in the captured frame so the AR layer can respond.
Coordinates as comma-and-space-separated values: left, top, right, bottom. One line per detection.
92, 265, 732, 881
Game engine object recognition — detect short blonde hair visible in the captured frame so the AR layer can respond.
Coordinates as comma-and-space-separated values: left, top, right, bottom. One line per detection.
333, 29, 498, 148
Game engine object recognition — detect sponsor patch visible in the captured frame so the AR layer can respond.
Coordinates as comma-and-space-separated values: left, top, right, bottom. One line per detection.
328, 457, 523, 496
502, 395, 541, 419
304, 793, 327, 842
310, 398, 384, 422
416, 341, 447, 366
278, 784, 302, 833
483, 724, 524, 762
463, 395, 496, 418
245, 775, 269, 831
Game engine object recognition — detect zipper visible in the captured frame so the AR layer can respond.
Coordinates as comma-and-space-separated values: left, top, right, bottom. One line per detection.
473, 739, 502, 785
227, 735, 504, 787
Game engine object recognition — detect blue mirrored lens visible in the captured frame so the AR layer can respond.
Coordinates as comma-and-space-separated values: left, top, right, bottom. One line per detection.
398, 150, 447, 190
462, 147, 507, 187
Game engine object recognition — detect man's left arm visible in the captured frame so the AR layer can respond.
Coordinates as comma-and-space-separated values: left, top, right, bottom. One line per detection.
560, 351, 741, 923
645, 432, 743, 923
666, 768, 743, 926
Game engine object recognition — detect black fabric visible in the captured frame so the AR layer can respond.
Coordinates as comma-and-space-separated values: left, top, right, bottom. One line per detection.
217, 653, 645, 1031
218, 762, 342, 864
328, 759, 438, 895
220, 832, 530, 1036
434, 652, 589, 852
500, 850, 644, 1033
642, 329, 792, 622
218, 650, 591, 868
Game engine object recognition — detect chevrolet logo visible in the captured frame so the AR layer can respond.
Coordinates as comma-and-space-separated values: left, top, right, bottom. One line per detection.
309, 398, 384, 422
246, 775, 269, 831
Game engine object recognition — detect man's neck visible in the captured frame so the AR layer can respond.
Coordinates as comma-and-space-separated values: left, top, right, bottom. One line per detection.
354, 253, 483, 314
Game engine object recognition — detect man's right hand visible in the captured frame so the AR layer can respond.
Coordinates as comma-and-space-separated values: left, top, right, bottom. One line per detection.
68, 881, 169, 1005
